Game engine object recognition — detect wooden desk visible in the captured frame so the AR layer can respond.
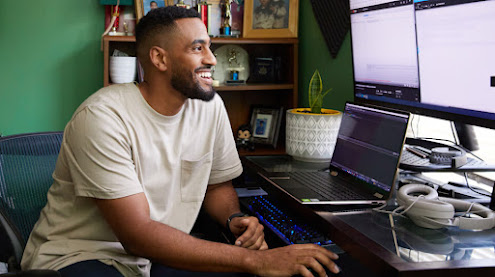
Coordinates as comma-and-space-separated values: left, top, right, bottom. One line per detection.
241, 155, 495, 276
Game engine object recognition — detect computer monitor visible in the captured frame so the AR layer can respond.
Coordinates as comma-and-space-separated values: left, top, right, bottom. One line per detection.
349, 0, 495, 131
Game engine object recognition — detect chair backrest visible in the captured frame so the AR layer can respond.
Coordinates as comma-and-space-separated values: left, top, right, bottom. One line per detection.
0, 132, 63, 265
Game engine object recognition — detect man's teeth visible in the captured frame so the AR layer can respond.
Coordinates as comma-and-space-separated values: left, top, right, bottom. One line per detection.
198, 72, 211, 78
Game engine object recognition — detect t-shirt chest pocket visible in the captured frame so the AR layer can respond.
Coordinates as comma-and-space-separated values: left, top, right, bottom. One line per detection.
180, 152, 213, 202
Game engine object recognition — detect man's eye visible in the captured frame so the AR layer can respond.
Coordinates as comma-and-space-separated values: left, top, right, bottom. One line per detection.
194, 46, 202, 51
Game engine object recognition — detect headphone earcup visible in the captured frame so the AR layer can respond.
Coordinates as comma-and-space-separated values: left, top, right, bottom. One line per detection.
398, 184, 454, 229
397, 184, 438, 206
406, 199, 455, 229
397, 184, 495, 230
404, 198, 454, 219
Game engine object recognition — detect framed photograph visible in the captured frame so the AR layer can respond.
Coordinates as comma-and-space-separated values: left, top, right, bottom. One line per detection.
250, 106, 284, 148
242, 0, 299, 38
135, 0, 170, 22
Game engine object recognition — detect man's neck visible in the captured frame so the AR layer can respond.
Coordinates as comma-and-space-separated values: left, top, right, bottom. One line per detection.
138, 80, 186, 116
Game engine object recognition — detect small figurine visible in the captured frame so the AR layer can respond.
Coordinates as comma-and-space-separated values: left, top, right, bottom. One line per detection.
236, 124, 255, 151
223, 0, 232, 35
228, 48, 239, 67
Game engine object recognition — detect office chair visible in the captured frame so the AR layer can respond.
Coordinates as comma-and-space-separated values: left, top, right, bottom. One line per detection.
0, 132, 63, 276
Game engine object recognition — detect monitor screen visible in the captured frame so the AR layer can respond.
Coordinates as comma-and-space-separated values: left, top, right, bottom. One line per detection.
350, 0, 495, 129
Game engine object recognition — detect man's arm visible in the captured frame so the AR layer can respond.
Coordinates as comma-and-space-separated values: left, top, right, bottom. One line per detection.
202, 181, 267, 250
95, 193, 251, 272
95, 192, 340, 276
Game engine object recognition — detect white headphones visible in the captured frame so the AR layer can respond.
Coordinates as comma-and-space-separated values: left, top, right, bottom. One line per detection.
397, 184, 495, 230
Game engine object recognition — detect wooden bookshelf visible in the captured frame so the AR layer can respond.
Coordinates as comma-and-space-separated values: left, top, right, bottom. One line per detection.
102, 35, 298, 155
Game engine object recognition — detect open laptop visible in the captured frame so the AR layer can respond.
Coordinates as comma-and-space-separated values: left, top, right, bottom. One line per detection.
265, 102, 410, 205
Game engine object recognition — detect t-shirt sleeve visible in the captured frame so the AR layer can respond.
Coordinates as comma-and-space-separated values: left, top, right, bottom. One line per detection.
208, 96, 243, 185
63, 105, 143, 199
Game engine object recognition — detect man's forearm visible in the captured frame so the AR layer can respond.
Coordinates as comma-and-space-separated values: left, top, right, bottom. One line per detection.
96, 192, 258, 273
203, 181, 267, 250
203, 181, 241, 228
126, 219, 259, 273
96, 193, 340, 276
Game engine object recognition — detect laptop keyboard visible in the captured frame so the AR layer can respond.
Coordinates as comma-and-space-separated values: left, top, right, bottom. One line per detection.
289, 172, 368, 200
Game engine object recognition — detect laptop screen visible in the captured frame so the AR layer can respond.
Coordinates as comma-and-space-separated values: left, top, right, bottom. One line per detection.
330, 103, 410, 193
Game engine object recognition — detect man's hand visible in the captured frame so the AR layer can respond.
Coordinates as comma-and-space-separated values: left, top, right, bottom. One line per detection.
229, 216, 268, 250
254, 244, 340, 277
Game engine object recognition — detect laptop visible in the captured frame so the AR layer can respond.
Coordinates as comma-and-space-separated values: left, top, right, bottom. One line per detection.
265, 102, 410, 205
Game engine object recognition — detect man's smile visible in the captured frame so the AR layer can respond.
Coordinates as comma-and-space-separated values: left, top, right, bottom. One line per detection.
196, 70, 213, 86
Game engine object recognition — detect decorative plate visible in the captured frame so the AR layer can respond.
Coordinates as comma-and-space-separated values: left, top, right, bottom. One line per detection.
212, 45, 249, 84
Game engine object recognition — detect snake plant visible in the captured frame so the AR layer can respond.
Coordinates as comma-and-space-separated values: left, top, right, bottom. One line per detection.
308, 69, 332, 114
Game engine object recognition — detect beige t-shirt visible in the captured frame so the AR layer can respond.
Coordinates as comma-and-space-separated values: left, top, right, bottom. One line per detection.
21, 83, 243, 276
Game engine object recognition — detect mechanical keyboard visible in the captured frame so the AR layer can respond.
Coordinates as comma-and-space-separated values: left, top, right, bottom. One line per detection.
241, 195, 333, 246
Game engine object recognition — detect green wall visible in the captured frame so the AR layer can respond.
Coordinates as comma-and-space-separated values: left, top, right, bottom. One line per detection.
0, 1, 352, 136
298, 0, 353, 112
0, 1, 104, 136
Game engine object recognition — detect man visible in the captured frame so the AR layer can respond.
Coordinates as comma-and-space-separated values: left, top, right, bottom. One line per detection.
255, 120, 265, 135
150, 1, 158, 10
21, 6, 339, 277
270, 0, 287, 29
253, 0, 275, 29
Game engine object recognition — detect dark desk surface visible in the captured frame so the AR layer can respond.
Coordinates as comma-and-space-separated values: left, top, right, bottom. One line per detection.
242, 155, 495, 276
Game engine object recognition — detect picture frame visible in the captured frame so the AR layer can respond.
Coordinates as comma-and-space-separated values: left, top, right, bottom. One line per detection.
135, 0, 170, 22
242, 0, 299, 38
250, 106, 284, 148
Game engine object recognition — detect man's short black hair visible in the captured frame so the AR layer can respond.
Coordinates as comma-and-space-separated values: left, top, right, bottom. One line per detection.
135, 6, 200, 65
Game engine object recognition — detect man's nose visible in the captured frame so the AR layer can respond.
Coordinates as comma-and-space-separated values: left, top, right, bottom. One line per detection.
204, 47, 217, 66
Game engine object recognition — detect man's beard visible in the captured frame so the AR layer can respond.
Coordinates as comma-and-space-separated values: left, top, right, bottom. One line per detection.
171, 65, 216, 102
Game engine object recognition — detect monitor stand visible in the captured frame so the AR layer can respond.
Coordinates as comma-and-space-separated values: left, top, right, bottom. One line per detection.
454, 122, 479, 151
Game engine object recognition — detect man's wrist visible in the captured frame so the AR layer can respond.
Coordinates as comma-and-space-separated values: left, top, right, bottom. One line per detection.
226, 212, 249, 233
241, 247, 263, 275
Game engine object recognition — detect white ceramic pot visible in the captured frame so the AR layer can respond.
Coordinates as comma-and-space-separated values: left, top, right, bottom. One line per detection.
110, 56, 137, 84
286, 108, 342, 163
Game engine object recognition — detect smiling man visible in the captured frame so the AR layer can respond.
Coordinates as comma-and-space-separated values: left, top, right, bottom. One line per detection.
21, 6, 339, 277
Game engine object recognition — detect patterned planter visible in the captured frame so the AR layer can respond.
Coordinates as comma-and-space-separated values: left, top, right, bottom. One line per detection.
286, 108, 342, 162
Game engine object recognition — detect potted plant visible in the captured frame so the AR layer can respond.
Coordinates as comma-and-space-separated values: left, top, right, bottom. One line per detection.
286, 70, 342, 162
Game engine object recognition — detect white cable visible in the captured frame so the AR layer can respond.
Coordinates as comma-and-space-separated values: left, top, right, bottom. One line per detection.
396, 195, 427, 216
372, 195, 426, 217
389, 214, 401, 257
372, 204, 404, 216
458, 202, 477, 218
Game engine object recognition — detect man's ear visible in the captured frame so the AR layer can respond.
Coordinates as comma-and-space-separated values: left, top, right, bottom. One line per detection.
149, 46, 168, 72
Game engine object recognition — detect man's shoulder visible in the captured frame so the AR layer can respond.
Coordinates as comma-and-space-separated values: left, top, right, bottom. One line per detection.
63, 84, 140, 146
82, 83, 137, 107
73, 83, 138, 117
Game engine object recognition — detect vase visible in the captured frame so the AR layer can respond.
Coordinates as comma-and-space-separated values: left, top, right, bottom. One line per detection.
286, 108, 342, 163
109, 56, 136, 84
